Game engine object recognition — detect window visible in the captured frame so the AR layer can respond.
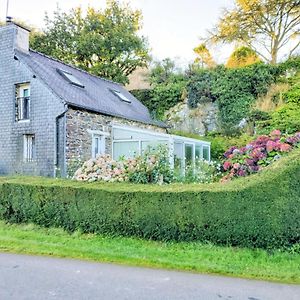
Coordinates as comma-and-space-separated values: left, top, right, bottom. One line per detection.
16, 83, 30, 121
92, 135, 105, 158
57, 69, 84, 88
111, 90, 131, 103
23, 134, 35, 162
195, 145, 202, 160
113, 141, 139, 160
203, 146, 210, 161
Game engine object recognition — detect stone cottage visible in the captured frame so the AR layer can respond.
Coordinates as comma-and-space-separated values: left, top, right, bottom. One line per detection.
0, 22, 210, 177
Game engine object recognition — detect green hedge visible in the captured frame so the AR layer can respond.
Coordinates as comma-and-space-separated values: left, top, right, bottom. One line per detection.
0, 150, 300, 250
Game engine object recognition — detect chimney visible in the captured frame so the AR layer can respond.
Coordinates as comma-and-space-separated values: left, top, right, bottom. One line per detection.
3, 19, 30, 54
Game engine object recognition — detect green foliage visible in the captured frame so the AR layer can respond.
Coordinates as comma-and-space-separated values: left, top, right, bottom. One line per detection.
126, 146, 174, 184
256, 67, 300, 134
270, 103, 300, 134
207, 0, 300, 64
248, 109, 271, 122
30, 2, 149, 84
187, 63, 278, 133
282, 84, 300, 105
150, 76, 187, 118
131, 59, 187, 119
187, 67, 217, 108
226, 46, 261, 68
174, 159, 221, 183
171, 130, 253, 160
149, 58, 178, 85
1, 221, 300, 283
1, 149, 299, 250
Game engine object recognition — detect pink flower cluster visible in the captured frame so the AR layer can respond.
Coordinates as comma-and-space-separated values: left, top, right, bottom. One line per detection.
221, 130, 300, 182
74, 155, 129, 182
74, 153, 161, 183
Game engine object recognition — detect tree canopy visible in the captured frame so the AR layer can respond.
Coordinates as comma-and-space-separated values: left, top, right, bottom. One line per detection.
30, 1, 149, 84
226, 46, 261, 68
193, 43, 216, 68
206, 0, 300, 64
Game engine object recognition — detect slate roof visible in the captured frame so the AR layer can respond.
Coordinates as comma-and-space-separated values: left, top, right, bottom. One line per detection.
15, 49, 166, 127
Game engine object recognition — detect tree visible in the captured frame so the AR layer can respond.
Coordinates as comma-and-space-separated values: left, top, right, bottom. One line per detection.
131, 58, 187, 119
206, 0, 300, 64
226, 46, 261, 68
149, 58, 178, 85
30, 1, 149, 84
193, 43, 216, 68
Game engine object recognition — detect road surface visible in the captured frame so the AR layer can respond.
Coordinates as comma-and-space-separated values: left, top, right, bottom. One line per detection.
0, 253, 299, 300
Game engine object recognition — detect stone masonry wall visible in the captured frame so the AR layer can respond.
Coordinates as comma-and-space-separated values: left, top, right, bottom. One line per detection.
65, 108, 166, 173
165, 99, 219, 135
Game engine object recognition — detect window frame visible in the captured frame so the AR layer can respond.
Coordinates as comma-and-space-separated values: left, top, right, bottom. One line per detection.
110, 89, 132, 103
56, 69, 85, 88
23, 134, 36, 162
16, 83, 31, 122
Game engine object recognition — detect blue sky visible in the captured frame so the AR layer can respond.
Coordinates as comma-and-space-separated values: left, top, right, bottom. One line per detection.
1, 0, 233, 65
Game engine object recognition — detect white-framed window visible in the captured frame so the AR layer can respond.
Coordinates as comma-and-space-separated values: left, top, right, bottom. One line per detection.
16, 83, 30, 121
23, 134, 35, 162
92, 134, 105, 158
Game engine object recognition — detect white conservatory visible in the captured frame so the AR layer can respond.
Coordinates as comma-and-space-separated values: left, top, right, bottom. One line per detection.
111, 125, 211, 174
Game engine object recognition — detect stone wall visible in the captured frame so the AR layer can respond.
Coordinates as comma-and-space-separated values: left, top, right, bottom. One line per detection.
165, 99, 219, 135
65, 108, 167, 173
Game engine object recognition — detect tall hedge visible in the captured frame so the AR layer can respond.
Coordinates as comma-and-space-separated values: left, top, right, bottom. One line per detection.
0, 150, 299, 250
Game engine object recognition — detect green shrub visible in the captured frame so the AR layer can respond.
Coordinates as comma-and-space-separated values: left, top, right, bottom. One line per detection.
206, 134, 254, 159
131, 74, 187, 120
270, 103, 300, 134
282, 84, 300, 105
0, 149, 299, 250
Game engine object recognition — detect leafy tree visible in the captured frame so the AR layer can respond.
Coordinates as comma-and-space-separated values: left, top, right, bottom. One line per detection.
193, 43, 216, 68
226, 46, 261, 68
30, 1, 149, 84
206, 0, 300, 64
149, 58, 179, 84
131, 58, 187, 119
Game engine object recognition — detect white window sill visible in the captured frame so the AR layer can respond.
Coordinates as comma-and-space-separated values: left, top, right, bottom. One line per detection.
17, 119, 30, 123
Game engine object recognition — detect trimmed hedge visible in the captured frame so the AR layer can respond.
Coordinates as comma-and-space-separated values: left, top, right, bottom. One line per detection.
0, 150, 300, 249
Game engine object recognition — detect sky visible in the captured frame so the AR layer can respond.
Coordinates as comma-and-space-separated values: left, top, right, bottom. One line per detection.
0, 0, 233, 66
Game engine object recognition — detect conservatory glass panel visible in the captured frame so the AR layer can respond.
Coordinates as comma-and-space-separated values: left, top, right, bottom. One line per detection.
141, 140, 168, 153
113, 141, 139, 160
203, 146, 210, 161
174, 142, 184, 171
195, 145, 202, 160
185, 144, 193, 165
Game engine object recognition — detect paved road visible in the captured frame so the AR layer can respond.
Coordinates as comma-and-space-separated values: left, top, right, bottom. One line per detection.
0, 253, 299, 300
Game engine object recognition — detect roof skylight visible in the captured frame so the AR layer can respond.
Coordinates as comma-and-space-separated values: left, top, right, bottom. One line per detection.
57, 69, 84, 88
111, 89, 131, 103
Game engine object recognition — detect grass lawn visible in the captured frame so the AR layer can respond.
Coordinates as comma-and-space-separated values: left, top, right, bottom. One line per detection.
0, 221, 299, 284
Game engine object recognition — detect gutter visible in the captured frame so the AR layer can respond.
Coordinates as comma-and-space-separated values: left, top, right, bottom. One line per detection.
54, 106, 68, 177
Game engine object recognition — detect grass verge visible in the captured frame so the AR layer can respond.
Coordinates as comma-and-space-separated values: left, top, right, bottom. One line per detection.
0, 221, 299, 284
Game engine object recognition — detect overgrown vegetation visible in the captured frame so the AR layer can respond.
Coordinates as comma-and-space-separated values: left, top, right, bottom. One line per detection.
0, 149, 299, 250
187, 63, 279, 133
131, 58, 187, 119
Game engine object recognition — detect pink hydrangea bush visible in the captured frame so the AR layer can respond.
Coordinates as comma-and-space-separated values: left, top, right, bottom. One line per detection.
74, 146, 173, 184
221, 130, 300, 182
74, 154, 128, 182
